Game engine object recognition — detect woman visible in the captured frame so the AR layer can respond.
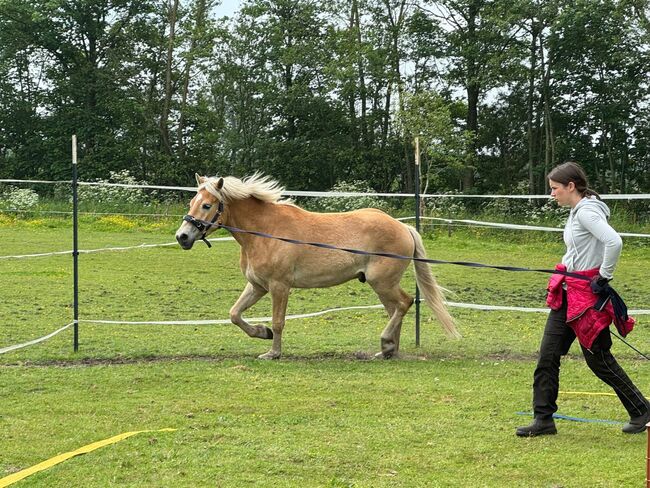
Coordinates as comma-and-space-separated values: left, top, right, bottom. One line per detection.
516, 161, 649, 437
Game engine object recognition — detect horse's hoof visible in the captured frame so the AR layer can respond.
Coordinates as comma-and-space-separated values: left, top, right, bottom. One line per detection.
254, 326, 273, 339
377, 341, 396, 359
258, 351, 280, 360
374, 351, 394, 360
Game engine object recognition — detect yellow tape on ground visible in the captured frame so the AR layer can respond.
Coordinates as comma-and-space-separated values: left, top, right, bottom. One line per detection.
559, 390, 617, 397
0, 428, 176, 487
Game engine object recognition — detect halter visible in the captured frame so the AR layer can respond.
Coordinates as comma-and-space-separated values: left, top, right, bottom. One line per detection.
182, 200, 224, 248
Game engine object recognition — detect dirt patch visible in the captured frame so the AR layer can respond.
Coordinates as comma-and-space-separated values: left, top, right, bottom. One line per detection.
0, 350, 553, 368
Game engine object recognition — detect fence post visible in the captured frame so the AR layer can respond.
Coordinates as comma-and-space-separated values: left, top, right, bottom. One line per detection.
414, 137, 421, 347
72, 135, 79, 352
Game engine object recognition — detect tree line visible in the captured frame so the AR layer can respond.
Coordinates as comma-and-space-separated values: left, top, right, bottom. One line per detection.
1, 0, 649, 195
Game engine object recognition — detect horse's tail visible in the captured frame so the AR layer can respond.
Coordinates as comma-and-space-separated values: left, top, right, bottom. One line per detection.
406, 225, 461, 339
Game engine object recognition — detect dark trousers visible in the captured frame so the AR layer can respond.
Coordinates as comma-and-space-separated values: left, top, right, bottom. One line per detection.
533, 292, 648, 420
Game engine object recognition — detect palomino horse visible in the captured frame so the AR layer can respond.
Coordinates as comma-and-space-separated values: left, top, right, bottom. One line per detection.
176, 173, 459, 359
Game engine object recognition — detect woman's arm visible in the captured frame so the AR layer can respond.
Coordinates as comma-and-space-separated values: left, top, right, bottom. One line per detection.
577, 209, 622, 279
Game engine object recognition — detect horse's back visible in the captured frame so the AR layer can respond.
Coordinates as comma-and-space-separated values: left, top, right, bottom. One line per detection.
288, 205, 399, 225
278, 205, 413, 254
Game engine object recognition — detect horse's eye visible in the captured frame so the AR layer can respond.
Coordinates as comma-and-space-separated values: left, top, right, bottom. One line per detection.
202, 204, 212, 210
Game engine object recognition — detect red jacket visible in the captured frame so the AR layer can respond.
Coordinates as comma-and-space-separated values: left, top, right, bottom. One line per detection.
546, 264, 635, 350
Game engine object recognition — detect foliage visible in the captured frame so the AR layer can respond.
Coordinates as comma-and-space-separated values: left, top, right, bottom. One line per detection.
425, 191, 467, 218
76, 170, 157, 207
306, 180, 387, 212
480, 181, 570, 224
397, 91, 471, 191
0, 185, 39, 209
0, 0, 649, 195
482, 197, 569, 225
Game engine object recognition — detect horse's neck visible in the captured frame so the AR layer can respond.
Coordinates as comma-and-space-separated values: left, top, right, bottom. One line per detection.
226, 197, 278, 232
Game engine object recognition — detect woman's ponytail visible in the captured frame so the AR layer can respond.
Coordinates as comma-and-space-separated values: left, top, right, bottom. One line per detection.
583, 188, 602, 200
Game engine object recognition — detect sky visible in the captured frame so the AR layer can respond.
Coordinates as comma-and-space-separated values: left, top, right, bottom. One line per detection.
214, 0, 241, 18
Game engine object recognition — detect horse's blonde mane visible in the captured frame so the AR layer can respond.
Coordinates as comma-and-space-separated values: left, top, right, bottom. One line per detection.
201, 173, 285, 203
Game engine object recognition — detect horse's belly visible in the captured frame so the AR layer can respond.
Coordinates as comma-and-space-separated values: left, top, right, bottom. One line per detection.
292, 266, 361, 288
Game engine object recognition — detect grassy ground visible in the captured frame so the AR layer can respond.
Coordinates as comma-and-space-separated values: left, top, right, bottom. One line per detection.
1, 213, 649, 487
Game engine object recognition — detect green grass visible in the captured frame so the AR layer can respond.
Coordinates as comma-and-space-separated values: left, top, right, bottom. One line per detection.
1, 214, 649, 487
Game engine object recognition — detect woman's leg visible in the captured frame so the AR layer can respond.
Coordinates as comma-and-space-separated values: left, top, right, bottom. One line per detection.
517, 295, 576, 436
581, 328, 650, 430
532, 297, 577, 419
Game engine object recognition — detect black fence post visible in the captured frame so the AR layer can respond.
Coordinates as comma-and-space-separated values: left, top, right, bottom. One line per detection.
72, 135, 79, 352
414, 137, 421, 347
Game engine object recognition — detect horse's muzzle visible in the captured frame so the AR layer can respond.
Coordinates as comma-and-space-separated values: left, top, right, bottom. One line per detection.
176, 232, 195, 250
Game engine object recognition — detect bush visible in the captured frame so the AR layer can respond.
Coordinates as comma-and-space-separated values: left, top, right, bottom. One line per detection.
76, 170, 156, 207
310, 180, 389, 212
425, 191, 467, 218
0, 185, 40, 209
481, 198, 569, 226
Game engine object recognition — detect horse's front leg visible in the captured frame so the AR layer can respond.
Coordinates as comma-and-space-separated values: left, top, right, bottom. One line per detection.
258, 284, 289, 360
230, 283, 272, 340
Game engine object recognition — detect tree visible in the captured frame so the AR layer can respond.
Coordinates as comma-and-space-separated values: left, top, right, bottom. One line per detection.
549, 0, 650, 192
0, 0, 160, 178
420, 0, 524, 190
398, 91, 470, 192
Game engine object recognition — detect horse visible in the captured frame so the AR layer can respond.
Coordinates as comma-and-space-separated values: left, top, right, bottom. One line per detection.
175, 173, 459, 359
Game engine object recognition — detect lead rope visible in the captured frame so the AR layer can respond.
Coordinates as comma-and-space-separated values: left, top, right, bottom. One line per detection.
184, 216, 649, 360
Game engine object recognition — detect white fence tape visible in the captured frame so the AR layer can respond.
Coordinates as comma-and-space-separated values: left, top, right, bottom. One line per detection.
0, 237, 235, 260
0, 216, 646, 261
81, 304, 386, 325
78, 181, 193, 191
449, 302, 650, 314
0, 179, 194, 191
0, 249, 73, 259
0, 179, 68, 185
80, 301, 650, 327
398, 217, 650, 238
287, 191, 650, 200
4, 301, 649, 355
402, 216, 564, 232
0, 323, 73, 354
0, 208, 184, 218
2, 178, 650, 200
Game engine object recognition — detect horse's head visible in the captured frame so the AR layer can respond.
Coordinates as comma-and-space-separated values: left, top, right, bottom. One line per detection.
176, 173, 224, 250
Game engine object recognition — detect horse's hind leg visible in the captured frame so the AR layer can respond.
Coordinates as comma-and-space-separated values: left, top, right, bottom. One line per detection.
230, 283, 272, 340
369, 282, 413, 359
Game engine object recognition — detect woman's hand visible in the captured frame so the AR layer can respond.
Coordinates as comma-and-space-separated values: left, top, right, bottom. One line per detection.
590, 275, 610, 294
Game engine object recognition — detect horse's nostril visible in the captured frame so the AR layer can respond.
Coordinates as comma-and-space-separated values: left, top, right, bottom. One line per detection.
178, 233, 188, 242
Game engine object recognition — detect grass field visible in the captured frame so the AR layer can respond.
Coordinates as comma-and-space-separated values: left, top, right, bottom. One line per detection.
1, 213, 649, 487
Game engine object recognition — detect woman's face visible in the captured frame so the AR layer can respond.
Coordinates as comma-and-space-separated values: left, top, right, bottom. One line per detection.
549, 179, 575, 206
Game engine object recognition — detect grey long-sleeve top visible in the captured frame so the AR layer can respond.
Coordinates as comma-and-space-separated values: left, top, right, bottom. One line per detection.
561, 197, 622, 280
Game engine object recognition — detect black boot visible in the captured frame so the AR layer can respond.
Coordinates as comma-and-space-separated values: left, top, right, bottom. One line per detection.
622, 408, 650, 434
516, 418, 557, 437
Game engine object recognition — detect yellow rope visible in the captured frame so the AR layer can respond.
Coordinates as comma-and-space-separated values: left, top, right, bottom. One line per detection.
0, 428, 176, 487
559, 390, 617, 397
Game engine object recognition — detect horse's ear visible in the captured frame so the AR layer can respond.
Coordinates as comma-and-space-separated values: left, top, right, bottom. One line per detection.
216, 177, 224, 190
195, 173, 205, 186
